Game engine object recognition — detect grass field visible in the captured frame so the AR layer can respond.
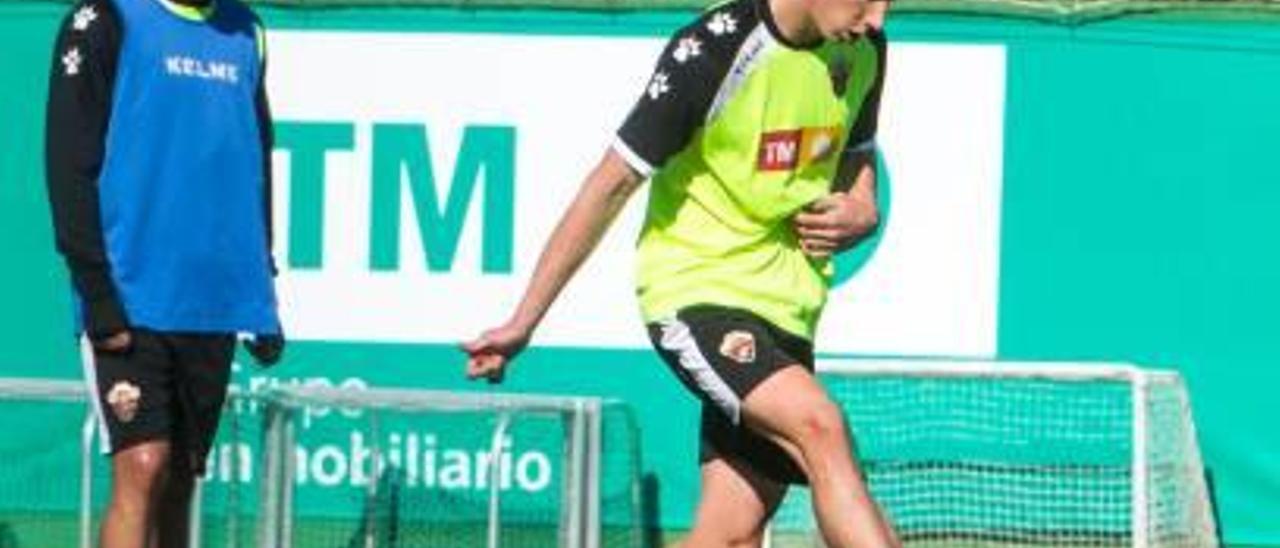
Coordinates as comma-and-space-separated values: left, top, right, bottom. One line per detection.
0, 513, 644, 547
0, 512, 1226, 548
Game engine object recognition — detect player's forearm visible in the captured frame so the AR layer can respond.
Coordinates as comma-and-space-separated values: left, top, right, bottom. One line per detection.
846, 156, 880, 234
508, 150, 642, 333
46, 144, 129, 337
833, 143, 875, 192
797, 133, 878, 257
45, 151, 116, 306
848, 152, 877, 203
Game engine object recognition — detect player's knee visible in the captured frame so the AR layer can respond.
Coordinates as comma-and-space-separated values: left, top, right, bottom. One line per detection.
721, 515, 767, 547
727, 528, 765, 548
690, 502, 769, 547
794, 399, 847, 449
116, 444, 171, 490
687, 523, 764, 548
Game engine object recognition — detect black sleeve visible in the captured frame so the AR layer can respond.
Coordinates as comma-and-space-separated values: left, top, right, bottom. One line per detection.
845, 27, 888, 153
615, 21, 729, 176
44, 0, 127, 338
254, 21, 277, 277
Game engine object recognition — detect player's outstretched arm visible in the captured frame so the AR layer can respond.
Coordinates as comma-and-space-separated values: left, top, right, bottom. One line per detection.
462, 149, 643, 382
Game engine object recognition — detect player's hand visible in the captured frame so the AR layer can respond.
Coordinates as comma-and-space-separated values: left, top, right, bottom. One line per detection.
244, 331, 285, 368
93, 330, 133, 353
793, 192, 879, 259
461, 323, 531, 384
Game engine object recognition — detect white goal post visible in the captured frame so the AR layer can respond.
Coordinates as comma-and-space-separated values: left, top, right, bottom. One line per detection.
764, 360, 1219, 548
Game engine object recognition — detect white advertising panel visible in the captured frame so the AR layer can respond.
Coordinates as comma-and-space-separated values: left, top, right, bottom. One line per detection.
269, 31, 1005, 357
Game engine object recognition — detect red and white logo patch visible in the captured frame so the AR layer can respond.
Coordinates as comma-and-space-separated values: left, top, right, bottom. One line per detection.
757, 130, 803, 171
757, 127, 842, 172
719, 330, 757, 364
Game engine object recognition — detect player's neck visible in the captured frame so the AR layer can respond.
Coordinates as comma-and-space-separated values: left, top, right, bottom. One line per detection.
766, 0, 824, 48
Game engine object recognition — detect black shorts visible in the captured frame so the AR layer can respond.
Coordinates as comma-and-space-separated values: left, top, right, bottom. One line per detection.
647, 304, 814, 485
80, 329, 235, 474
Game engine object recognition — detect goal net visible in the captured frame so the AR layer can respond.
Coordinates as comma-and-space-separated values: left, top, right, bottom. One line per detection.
0, 378, 642, 548
767, 360, 1219, 548
253, 385, 643, 548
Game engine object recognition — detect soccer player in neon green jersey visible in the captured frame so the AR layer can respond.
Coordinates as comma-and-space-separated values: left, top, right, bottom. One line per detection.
464, 0, 897, 545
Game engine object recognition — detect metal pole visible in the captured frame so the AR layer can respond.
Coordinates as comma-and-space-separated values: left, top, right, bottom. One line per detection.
281, 407, 297, 548
364, 411, 381, 548
226, 402, 241, 548
487, 413, 513, 548
558, 410, 571, 548
257, 401, 282, 548
817, 359, 1146, 381
570, 400, 587, 548
585, 400, 601, 548
80, 410, 96, 548
189, 478, 203, 548
560, 403, 586, 548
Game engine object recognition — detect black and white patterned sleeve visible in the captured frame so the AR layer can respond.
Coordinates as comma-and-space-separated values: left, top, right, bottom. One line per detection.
44, 0, 128, 338
614, 20, 730, 177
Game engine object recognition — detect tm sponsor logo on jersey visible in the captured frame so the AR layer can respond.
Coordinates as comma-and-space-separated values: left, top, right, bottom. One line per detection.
165, 55, 241, 84
757, 127, 840, 171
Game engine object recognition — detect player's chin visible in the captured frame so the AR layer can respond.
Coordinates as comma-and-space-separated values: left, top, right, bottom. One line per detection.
826, 26, 865, 42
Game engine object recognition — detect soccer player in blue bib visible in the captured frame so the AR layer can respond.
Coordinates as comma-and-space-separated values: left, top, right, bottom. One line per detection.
45, 0, 282, 544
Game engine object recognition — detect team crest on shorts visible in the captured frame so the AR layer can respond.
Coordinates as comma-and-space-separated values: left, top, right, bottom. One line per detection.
719, 331, 757, 364
106, 381, 141, 423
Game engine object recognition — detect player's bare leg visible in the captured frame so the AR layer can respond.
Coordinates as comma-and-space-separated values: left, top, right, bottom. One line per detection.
741, 366, 899, 548
101, 440, 171, 548
153, 457, 197, 548
684, 457, 787, 548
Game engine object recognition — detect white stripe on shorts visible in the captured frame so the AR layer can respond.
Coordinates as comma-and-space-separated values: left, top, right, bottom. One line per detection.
79, 336, 112, 454
658, 317, 743, 425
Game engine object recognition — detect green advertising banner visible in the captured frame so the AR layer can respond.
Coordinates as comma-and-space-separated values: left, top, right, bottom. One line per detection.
3, 2, 1279, 544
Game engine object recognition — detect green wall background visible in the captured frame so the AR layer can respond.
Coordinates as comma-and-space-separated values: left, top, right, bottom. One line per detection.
3, 2, 1279, 543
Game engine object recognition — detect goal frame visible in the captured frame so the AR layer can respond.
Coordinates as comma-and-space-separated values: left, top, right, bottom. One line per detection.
766, 359, 1217, 548
255, 384, 606, 548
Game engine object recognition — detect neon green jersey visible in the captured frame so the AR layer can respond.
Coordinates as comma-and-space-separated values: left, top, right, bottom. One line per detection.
614, 0, 886, 340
